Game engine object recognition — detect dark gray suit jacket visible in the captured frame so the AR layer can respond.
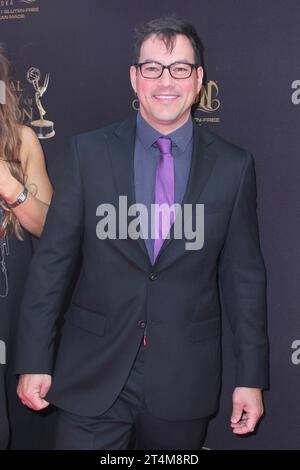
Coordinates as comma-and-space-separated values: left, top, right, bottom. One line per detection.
15, 116, 269, 420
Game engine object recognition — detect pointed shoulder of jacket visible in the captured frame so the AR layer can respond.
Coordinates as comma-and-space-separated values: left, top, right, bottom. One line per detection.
72, 115, 136, 145
194, 122, 250, 160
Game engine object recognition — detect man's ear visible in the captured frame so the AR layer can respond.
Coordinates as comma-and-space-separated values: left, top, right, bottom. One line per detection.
130, 65, 137, 94
196, 66, 204, 94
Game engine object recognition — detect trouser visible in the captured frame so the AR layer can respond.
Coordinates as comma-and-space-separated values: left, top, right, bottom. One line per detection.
54, 338, 208, 450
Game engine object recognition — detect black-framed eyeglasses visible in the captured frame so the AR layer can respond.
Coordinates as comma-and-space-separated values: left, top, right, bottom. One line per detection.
134, 61, 198, 79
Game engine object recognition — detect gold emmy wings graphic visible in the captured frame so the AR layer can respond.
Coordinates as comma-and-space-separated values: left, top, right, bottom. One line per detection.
27, 67, 55, 139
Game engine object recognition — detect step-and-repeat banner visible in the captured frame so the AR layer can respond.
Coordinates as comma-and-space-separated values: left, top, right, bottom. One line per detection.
1, 0, 299, 450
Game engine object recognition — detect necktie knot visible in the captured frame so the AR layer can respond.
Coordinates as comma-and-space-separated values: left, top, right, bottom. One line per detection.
156, 137, 172, 155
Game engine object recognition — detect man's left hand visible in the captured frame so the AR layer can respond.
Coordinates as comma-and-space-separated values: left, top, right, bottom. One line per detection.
231, 387, 264, 435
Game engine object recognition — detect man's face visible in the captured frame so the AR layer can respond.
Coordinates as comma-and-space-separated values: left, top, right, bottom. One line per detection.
130, 34, 203, 133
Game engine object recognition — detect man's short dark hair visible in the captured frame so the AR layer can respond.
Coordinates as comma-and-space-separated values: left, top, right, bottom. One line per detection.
133, 16, 204, 66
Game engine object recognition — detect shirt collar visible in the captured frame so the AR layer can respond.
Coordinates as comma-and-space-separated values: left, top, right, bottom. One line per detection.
136, 112, 193, 152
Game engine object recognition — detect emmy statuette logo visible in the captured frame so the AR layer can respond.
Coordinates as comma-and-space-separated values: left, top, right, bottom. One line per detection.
26, 67, 55, 139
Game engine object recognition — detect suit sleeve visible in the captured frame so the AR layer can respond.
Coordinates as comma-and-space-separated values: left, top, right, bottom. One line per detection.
14, 136, 84, 374
218, 151, 269, 389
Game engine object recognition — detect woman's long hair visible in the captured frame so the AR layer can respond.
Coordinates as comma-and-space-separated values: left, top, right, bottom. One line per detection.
0, 44, 25, 239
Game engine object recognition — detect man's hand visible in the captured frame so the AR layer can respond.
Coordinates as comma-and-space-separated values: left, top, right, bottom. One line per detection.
17, 374, 52, 411
231, 387, 264, 435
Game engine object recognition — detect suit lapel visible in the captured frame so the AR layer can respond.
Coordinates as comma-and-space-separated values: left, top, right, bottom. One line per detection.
108, 116, 136, 209
107, 116, 151, 265
153, 122, 218, 267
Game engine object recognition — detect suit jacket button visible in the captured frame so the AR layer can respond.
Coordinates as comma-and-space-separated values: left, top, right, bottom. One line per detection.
138, 320, 146, 329
149, 272, 158, 281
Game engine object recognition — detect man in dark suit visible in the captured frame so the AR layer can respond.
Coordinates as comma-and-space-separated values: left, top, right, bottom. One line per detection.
16, 17, 269, 450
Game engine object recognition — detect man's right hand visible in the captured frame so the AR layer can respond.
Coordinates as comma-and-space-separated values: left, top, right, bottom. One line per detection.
17, 374, 52, 411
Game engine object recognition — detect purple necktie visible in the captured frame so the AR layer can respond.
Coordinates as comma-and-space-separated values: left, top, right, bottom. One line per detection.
153, 137, 175, 261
